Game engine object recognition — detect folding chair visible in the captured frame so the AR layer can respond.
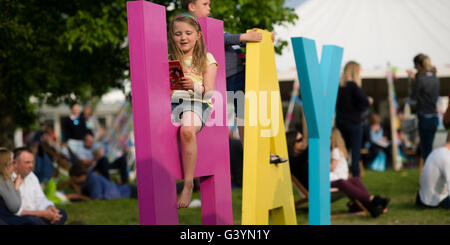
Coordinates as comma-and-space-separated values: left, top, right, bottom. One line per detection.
291, 175, 370, 218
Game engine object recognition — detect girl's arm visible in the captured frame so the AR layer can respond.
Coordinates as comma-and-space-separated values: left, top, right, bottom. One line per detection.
330, 159, 339, 172
202, 63, 218, 97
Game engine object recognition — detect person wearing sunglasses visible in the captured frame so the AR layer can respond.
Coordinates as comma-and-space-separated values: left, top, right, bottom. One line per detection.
286, 130, 309, 190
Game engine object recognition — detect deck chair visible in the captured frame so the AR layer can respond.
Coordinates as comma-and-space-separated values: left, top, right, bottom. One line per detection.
291, 175, 370, 218
39, 142, 72, 171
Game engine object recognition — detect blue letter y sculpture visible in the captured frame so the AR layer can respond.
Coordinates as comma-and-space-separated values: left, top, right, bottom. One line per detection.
291, 37, 343, 225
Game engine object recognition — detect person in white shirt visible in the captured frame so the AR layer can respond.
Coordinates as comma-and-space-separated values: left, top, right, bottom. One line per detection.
75, 134, 129, 184
330, 128, 390, 218
13, 147, 67, 225
416, 132, 450, 209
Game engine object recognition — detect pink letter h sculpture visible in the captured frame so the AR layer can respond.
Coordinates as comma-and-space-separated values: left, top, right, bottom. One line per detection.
126, 1, 233, 225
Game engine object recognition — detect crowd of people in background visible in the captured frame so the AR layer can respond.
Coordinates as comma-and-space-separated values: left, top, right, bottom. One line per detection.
0, 101, 134, 225
229, 53, 450, 216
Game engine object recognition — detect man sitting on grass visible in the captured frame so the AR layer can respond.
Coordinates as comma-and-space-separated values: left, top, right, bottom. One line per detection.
68, 164, 137, 201
416, 132, 450, 209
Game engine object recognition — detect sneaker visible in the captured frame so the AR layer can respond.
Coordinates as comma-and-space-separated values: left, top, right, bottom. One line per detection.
368, 197, 384, 218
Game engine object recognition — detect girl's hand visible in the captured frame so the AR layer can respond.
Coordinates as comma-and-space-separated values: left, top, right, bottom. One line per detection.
180, 77, 194, 91
407, 69, 415, 79
13, 174, 23, 190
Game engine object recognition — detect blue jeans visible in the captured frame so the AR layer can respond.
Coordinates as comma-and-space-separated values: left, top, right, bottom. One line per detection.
337, 122, 363, 177
418, 116, 438, 160
226, 71, 245, 120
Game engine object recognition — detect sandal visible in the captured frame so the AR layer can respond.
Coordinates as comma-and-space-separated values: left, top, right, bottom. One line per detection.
270, 154, 288, 164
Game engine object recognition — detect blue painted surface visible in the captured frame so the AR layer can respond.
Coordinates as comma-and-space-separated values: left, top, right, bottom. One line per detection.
291, 37, 343, 225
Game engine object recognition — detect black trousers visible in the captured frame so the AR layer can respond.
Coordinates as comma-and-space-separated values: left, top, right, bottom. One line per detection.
94, 155, 129, 184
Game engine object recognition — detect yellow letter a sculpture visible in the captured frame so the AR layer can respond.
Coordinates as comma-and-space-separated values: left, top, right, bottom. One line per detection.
241, 30, 297, 225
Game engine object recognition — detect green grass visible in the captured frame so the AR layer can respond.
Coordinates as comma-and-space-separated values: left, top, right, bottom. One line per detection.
59, 168, 450, 225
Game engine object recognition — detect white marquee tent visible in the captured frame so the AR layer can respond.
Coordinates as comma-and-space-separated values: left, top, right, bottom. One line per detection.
276, 0, 450, 79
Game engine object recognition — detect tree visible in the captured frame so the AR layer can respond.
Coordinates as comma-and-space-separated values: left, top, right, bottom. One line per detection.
0, 0, 129, 148
0, 0, 297, 148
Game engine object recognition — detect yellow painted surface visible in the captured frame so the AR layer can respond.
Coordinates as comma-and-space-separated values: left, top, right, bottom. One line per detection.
241, 30, 297, 225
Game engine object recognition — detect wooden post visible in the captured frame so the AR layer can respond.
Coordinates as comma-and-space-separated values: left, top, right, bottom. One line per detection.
386, 67, 400, 171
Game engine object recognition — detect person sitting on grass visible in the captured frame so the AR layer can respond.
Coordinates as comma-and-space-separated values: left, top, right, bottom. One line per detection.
75, 133, 129, 185
12, 147, 67, 225
68, 164, 137, 201
416, 132, 450, 209
0, 148, 41, 225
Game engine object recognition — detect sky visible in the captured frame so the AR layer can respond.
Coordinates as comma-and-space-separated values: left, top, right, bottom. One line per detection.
275, 0, 450, 73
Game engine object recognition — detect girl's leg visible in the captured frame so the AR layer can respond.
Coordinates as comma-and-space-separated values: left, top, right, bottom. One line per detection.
178, 111, 203, 208
331, 179, 371, 206
348, 177, 371, 199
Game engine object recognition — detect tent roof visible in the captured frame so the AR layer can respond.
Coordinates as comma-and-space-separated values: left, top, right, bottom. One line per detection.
275, 0, 450, 75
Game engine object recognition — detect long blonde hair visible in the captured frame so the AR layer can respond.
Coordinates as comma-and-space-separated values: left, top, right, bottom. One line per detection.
414, 53, 437, 75
168, 14, 208, 75
340, 61, 362, 87
331, 128, 348, 159
0, 148, 14, 184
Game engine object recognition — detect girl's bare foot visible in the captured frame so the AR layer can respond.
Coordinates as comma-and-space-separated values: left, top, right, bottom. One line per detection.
177, 182, 194, 208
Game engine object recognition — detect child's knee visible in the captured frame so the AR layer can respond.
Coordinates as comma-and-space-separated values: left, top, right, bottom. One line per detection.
180, 126, 196, 141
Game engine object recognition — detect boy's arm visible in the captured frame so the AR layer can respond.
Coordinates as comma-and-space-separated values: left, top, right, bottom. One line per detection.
224, 32, 241, 46
224, 29, 263, 46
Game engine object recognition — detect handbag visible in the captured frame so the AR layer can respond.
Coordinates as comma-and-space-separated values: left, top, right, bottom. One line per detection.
369, 152, 386, 171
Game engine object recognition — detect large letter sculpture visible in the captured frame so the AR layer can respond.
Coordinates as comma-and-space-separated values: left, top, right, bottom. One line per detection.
291, 37, 343, 225
127, 1, 233, 225
242, 30, 297, 225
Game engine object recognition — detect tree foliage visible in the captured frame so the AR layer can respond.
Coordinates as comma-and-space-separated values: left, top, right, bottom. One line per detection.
0, 0, 297, 147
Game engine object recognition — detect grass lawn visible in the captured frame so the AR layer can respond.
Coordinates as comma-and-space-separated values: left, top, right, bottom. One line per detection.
59, 168, 450, 225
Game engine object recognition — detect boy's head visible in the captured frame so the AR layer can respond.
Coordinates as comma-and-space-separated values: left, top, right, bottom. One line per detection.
182, 0, 211, 18
69, 164, 88, 184
369, 113, 381, 127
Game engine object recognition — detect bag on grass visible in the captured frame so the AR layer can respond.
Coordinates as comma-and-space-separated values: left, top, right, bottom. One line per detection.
369, 152, 386, 171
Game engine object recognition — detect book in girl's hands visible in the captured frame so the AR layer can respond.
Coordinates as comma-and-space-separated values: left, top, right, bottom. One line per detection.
169, 60, 184, 90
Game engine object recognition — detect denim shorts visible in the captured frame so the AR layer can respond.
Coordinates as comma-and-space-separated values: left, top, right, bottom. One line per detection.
171, 99, 212, 129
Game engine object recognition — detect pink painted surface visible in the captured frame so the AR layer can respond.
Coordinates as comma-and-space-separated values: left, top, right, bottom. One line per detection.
126, 1, 232, 225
